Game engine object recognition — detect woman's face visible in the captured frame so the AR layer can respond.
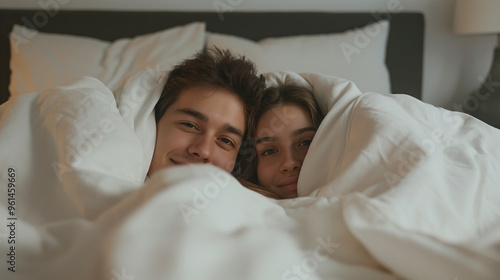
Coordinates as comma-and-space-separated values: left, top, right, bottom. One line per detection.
255, 104, 317, 199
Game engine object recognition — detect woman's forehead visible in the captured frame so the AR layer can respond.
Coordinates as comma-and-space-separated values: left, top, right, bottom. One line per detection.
256, 104, 314, 139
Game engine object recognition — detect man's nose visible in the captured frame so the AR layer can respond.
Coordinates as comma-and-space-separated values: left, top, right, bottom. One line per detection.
187, 134, 213, 163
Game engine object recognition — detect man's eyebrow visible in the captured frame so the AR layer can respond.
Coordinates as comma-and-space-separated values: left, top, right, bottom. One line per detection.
224, 124, 244, 139
176, 108, 243, 138
176, 108, 208, 122
293, 126, 317, 137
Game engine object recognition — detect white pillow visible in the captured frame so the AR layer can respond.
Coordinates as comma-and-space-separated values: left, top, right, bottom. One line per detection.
207, 20, 391, 94
9, 22, 206, 97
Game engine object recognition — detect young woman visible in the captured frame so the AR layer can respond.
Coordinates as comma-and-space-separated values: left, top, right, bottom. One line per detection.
239, 83, 324, 199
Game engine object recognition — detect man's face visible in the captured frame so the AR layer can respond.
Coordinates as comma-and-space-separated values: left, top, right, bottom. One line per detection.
148, 86, 246, 176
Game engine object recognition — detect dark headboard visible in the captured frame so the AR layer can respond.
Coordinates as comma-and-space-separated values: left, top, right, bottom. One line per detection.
0, 10, 424, 105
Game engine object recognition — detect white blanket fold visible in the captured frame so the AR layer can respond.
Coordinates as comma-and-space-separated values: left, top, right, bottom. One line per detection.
1, 71, 499, 280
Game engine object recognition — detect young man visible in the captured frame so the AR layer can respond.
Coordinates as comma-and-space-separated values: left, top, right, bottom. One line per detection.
148, 47, 265, 176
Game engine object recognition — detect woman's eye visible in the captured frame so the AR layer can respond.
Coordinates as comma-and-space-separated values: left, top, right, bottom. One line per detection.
262, 149, 278, 155
299, 139, 312, 147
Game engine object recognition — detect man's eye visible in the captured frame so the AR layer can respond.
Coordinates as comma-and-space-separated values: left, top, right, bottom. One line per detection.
218, 137, 235, 147
180, 122, 197, 129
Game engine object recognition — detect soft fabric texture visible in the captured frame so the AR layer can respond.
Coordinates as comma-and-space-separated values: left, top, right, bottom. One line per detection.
207, 20, 391, 94
8, 22, 205, 97
9, 20, 389, 99
1, 71, 499, 280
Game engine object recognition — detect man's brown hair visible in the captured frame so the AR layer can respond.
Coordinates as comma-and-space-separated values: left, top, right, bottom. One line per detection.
154, 47, 265, 138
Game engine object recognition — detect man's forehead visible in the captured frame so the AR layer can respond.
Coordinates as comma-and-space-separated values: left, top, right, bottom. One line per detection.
171, 88, 247, 132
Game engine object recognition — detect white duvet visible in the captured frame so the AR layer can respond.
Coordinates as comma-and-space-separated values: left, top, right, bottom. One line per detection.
1, 71, 499, 280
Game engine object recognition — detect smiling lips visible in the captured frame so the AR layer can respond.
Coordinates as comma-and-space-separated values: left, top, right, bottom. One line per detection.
279, 178, 298, 190
170, 158, 193, 166
171, 158, 183, 165
170, 157, 205, 166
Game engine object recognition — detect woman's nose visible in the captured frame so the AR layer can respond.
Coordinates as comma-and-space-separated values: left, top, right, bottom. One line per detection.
279, 149, 301, 173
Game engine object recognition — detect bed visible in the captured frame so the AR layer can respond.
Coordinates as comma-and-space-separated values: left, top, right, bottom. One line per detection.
1, 9, 500, 280
0, 10, 424, 104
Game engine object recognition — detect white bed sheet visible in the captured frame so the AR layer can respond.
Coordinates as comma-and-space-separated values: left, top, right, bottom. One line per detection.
0, 71, 499, 280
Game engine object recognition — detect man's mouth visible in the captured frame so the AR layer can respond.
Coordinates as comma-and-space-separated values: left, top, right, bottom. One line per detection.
171, 158, 204, 166
170, 159, 184, 165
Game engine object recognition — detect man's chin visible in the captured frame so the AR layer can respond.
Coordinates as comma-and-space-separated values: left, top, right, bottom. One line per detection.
219, 162, 235, 174
147, 161, 177, 177
149, 160, 236, 176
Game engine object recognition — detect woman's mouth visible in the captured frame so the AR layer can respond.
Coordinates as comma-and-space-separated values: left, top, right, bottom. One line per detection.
279, 178, 298, 190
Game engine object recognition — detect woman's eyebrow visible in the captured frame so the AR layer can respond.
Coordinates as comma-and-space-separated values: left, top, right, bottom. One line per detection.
293, 126, 316, 137
256, 127, 315, 144
256, 136, 276, 144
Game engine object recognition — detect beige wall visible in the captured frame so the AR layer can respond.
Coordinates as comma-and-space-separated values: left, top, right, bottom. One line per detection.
1, 0, 496, 109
